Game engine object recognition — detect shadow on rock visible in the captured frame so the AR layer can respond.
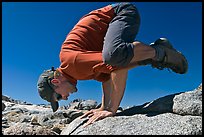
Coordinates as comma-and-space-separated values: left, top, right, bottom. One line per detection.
116, 92, 181, 116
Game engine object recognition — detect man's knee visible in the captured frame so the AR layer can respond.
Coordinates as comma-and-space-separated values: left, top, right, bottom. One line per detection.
102, 43, 134, 67
102, 51, 112, 65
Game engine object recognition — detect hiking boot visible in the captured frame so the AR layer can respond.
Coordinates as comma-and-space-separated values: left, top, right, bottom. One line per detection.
150, 38, 188, 74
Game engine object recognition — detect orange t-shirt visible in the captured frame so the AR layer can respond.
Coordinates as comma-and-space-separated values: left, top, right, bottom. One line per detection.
58, 5, 117, 86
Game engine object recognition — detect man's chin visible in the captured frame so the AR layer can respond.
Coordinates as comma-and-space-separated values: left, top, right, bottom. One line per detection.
65, 95, 69, 100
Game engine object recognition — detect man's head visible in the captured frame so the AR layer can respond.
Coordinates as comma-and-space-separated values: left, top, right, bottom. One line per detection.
37, 67, 77, 112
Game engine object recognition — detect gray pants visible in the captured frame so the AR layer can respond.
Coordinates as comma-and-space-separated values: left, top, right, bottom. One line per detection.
102, 2, 141, 67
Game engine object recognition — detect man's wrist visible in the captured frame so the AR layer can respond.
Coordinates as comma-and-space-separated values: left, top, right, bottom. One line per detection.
98, 105, 116, 115
104, 105, 117, 115
107, 108, 117, 115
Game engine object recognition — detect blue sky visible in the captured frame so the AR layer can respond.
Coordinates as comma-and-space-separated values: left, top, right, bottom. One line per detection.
2, 2, 202, 108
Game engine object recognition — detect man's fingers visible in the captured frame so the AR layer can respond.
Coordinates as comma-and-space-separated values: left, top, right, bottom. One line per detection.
83, 116, 97, 127
79, 113, 89, 119
79, 114, 85, 119
82, 110, 114, 127
83, 120, 91, 127
83, 113, 103, 127
87, 113, 94, 118
80, 110, 94, 119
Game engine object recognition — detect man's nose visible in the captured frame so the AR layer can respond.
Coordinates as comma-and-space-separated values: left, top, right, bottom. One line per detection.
62, 95, 68, 100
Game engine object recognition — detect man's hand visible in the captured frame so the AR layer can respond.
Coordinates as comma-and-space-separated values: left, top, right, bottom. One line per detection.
80, 109, 115, 127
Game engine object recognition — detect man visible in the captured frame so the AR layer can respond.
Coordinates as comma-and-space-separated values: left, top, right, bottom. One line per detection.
37, 3, 188, 126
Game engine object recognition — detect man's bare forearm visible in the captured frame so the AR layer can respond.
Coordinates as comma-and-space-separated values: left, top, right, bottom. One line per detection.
102, 69, 128, 114
102, 79, 112, 110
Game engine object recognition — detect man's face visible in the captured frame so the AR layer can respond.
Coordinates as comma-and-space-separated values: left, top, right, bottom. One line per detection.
53, 79, 77, 101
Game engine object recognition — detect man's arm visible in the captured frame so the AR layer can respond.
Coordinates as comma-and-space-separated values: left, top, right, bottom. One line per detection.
104, 69, 128, 114
81, 69, 128, 127
101, 79, 112, 110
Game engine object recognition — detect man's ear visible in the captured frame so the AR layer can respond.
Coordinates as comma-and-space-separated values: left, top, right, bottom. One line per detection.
51, 78, 60, 86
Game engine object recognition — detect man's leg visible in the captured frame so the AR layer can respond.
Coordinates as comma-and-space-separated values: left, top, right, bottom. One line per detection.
122, 41, 156, 70
102, 3, 188, 74
102, 3, 140, 67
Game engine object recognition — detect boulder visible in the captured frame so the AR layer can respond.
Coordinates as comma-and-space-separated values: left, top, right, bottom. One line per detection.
61, 113, 201, 135
61, 83, 202, 135
2, 83, 202, 135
